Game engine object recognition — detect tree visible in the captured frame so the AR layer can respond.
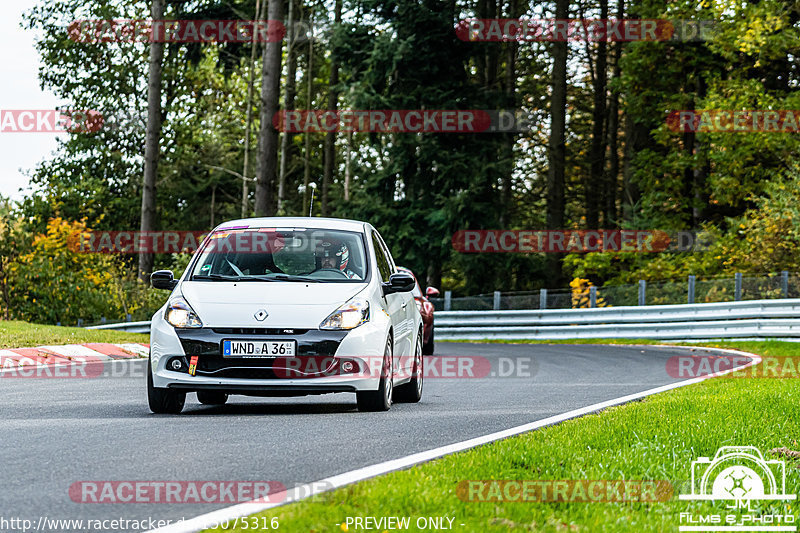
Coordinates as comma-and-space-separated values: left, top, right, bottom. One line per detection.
321, 0, 343, 216
546, 0, 569, 282
254, 0, 285, 216
139, 0, 166, 280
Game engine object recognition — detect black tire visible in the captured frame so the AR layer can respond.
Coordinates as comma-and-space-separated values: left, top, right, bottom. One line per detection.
197, 390, 228, 405
395, 333, 423, 403
147, 360, 185, 414
422, 326, 434, 355
356, 337, 393, 412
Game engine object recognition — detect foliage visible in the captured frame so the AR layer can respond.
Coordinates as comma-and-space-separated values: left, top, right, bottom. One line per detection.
5, 217, 166, 325
569, 277, 608, 308
11, 0, 800, 316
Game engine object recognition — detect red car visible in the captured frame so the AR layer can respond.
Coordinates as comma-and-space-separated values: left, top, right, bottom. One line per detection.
397, 267, 439, 355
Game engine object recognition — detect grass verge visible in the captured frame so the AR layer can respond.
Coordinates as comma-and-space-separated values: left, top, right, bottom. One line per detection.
210, 340, 800, 532
0, 320, 149, 349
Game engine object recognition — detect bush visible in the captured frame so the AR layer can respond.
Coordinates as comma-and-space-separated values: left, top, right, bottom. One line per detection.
4, 217, 167, 325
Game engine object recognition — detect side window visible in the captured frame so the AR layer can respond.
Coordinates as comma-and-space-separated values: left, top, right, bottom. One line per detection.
372, 232, 392, 282
376, 234, 396, 274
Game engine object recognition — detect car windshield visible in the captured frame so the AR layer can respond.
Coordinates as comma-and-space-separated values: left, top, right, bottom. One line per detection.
190, 228, 368, 282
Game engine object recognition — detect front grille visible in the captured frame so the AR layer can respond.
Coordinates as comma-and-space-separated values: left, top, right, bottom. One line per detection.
195, 355, 338, 379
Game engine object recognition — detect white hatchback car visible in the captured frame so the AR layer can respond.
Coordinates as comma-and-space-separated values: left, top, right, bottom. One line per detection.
147, 217, 423, 414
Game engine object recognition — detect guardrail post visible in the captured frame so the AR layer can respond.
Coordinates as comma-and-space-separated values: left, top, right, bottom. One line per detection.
589, 286, 597, 308
638, 280, 646, 306
688, 275, 696, 304
77, 318, 83, 327
539, 288, 547, 310
444, 291, 452, 311
101, 316, 106, 325
493, 291, 501, 310
126, 313, 132, 322
782, 271, 789, 298
734, 272, 742, 301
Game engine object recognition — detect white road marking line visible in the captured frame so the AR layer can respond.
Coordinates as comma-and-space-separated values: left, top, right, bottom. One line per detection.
147, 346, 763, 533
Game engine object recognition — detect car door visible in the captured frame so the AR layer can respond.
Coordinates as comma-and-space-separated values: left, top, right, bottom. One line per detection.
372, 231, 407, 376
374, 232, 414, 374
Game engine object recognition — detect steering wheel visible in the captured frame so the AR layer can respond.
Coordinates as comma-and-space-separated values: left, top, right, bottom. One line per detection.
309, 268, 350, 279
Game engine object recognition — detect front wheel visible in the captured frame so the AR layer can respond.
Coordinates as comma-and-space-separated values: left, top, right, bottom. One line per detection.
395, 333, 423, 403
147, 360, 185, 414
357, 337, 393, 412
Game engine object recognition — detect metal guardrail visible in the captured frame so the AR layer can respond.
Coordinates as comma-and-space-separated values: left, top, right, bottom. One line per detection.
86, 321, 151, 334
436, 299, 800, 340
89, 299, 800, 340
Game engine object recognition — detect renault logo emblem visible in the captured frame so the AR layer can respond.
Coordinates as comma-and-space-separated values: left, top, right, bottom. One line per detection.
254, 309, 268, 321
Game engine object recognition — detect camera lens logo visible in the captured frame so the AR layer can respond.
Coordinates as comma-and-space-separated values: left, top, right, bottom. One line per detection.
681, 446, 794, 502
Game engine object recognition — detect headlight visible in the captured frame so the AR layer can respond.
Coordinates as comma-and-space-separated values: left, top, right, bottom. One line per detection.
320, 298, 370, 330
165, 297, 203, 328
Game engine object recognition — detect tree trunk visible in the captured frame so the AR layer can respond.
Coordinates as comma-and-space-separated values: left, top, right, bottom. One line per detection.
605, 0, 623, 227
344, 129, 352, 202
254, 0, 284, 217
690, 75, 707, 226
546, 0, 569, 281
139, 0, 165, 281
499, 0, 519, 226
485, 0, 498, 87
241, 0, 263, 218
587, 0, 607, 229
322, 0, 343, 216
302, 10, 314, 216
278, 0, 299, 214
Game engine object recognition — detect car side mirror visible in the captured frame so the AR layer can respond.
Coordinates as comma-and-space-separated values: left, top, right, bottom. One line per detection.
425, 287, 440, 298
383, 272, 416, 295
151, 270, 178, 290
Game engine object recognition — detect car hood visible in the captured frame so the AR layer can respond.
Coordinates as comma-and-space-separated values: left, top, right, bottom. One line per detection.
180, 281, 367, 328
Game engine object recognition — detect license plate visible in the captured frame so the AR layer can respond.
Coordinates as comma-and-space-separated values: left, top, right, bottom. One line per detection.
222, 340, 296, 358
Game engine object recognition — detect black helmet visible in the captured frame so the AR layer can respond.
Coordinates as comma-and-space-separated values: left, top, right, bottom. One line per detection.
315, 240, 350, 271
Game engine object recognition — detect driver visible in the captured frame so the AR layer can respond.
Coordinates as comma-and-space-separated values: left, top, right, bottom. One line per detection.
315, 239, 359, 279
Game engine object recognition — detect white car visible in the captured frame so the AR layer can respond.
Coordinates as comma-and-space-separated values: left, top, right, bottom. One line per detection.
147, 217, 423, 413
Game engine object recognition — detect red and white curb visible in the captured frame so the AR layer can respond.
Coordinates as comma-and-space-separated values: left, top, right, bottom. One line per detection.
0, 343, 149, 374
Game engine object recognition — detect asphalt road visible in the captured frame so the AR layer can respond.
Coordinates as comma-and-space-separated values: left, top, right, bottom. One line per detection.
0, 342, 747, 532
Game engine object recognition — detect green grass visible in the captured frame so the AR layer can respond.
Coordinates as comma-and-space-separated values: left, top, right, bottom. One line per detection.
0, 320, 149, 349
210, 340, 800, 532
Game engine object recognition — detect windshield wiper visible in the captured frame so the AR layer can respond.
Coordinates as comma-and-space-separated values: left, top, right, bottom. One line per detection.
268, 274, 321, 283
191, 274, 278, 282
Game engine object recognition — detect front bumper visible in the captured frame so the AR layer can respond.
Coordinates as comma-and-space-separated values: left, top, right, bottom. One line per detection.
150, 313, 388, 394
